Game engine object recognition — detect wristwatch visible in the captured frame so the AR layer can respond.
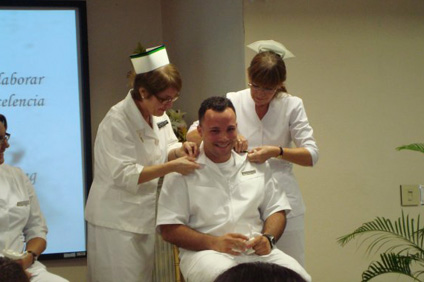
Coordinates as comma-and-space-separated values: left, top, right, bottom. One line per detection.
263, 234, 276, 249
27, 250, 38, 264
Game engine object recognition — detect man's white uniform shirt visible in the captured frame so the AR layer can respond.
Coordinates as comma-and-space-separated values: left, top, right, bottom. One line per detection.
157, 149, 291, 248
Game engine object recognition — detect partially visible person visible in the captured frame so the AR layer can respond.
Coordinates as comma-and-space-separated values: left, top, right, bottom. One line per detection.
0, 114, 69, 282
187, 40, 319, 266
84, 45, 199, 282
214, 262, 307, 282
0, 257, 30, 282
157, 97, 311, 282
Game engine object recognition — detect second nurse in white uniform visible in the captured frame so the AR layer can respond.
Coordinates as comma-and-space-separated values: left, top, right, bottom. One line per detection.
187, 40, 319, 266
85, 45, 199, 282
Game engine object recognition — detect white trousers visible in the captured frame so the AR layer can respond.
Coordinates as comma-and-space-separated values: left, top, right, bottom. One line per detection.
86, 223, 155, 282
28, 261, 69, 282
179, 248, 311, 282
276, 214, 305, 266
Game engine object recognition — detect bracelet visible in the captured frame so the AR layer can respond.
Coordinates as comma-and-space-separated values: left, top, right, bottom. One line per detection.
279, 146, 284, 156
27, 250, 38, 264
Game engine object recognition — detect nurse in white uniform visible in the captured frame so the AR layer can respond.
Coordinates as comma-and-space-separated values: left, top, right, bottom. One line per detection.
84, 45, 199, 282
187, 40, 319, 266
0, 114, 68, 282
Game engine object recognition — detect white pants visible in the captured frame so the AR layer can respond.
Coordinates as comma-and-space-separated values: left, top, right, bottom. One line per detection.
28, 261, 69, 282
276, 214, 305, 266
179, 248, 311, 282
86, 223, 155, 282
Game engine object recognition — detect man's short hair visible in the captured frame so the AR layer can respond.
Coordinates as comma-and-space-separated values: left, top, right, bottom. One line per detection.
198, 96, 236, 124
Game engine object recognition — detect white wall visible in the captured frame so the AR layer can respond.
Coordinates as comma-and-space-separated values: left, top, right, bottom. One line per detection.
161, 0, 245, 124
244, 0, 424, 281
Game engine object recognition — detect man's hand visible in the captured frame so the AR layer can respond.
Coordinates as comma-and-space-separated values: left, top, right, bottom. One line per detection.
212, 233, 249, 256
245, 235, 272, 256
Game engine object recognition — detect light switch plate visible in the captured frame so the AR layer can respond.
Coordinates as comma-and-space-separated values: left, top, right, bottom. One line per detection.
400, 185, 423, 206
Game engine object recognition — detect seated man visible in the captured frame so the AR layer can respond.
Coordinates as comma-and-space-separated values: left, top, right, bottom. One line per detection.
157, 96, 311, 282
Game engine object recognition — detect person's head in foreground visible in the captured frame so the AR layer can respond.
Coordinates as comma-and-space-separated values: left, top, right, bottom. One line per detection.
214, 262, 307, 282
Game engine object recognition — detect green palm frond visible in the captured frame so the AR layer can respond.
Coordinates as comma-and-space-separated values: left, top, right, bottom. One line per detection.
361, 253, 422, 282
338, 212, 424, 281
337, 212, 424, 256
396, 143, 424, 154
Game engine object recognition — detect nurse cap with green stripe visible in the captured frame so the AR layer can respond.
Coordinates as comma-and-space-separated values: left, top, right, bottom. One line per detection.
130, 45, 170, 74
247, 40, 295, 60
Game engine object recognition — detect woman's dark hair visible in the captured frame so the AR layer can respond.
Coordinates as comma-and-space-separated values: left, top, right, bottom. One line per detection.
248, 51, 288, 94
198, 96, 236, 124
131, 63, 182, 101
0, 114, 7, 129
214, 262, 306, 282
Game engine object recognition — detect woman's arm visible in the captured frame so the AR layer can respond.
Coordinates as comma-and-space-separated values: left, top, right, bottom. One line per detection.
247, 146, 313, 166
137, 157, 199, 184
20, 237, 46, 270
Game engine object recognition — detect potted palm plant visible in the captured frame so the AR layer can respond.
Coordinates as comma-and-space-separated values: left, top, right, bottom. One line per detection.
337, 143, 424, 281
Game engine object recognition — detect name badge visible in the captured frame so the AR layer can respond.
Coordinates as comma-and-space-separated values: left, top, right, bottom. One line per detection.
157, 120, 169, 129
17, 200, 30, 206
241, 170, 256, 176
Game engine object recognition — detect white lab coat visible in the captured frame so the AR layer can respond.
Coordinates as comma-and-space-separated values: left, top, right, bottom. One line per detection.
85, 91, 181, 282
228, 89, 319, 218
85, 91, 180, 234
0, 164, 68, 282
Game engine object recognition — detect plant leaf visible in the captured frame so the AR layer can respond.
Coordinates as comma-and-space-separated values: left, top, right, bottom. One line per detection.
361, 253, 421, 282
396, 143, 424, 154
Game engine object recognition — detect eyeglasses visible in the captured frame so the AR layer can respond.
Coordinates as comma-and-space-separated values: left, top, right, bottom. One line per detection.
0, 133, 10, 144
248, 83, 277, 95
155, 94, 179, 105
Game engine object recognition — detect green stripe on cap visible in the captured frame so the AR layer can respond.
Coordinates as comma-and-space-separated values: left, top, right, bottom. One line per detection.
130, 45, 166, 59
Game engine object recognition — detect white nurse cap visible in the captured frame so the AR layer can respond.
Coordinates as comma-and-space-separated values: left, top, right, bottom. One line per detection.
247, 40, 295, 59
130, 45, 170, 74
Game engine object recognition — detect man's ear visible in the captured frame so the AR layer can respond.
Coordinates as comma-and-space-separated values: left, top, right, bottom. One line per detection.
197, 124, 203, 138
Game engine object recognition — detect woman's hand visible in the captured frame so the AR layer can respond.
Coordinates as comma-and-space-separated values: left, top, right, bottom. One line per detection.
171, 156, 200, 175
16, 253, 34, 270
175, 141, 199, 158
233, 134, 248, 153
247, 146, 280, 163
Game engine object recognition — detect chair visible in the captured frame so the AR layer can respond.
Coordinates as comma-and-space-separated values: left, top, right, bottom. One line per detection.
172, 245, 185, 282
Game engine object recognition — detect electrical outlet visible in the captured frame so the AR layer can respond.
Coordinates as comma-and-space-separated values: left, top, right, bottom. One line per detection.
400, 185, 423, 206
